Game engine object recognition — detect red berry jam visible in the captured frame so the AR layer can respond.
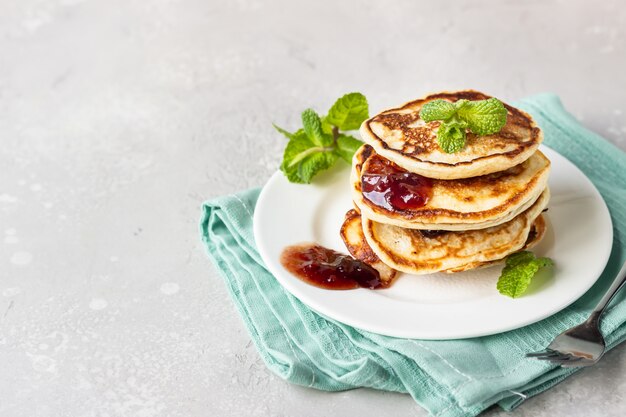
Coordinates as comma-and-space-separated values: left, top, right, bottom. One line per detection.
361, 154, 433, 211
280, 244, 382, 290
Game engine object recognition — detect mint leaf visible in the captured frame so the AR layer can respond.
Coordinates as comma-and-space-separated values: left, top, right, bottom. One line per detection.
275, 93, 367, 184
280, 133, 316, 183
505, 251, 536, 267
273, 124, 304, 140
497, 251, 554, 298
302, 108, 332, 146
437, 121, 467, 153
280, 130, 338, 184
420, 100, 457, 122
457, 97, 508, 136
419, 97, 508, 154
321, 118, 334, 135
454, 99, 469, 111
335, 134, 363, 163
297, 151, 338, 183
325, 93, 369, 131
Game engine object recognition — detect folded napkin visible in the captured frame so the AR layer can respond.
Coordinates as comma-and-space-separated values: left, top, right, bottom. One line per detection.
200, 94, 626, 417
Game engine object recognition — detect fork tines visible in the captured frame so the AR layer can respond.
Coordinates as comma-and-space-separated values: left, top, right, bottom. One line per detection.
526, 349, 582, 364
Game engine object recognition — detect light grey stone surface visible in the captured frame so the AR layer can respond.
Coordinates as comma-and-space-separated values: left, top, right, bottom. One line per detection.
0, 0, 625, 416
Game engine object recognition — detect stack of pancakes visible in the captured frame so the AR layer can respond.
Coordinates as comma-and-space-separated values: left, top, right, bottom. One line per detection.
341, 91, 550, 285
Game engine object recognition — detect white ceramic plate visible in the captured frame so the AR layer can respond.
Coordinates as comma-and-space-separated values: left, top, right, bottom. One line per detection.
254, 146, 613, 339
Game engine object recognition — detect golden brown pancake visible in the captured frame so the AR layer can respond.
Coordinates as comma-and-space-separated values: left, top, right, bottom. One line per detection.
360, 90, 543, 179
339, 209, 397, 285
341, 210, 546, 275
351, 145, 550, 231
359, 190, 549, 275
443, 215, 546, 273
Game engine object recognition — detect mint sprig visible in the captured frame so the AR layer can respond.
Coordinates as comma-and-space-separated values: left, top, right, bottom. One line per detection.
497, 251, 554, 298
419, 97, 508, 153
274, 93, 368, 184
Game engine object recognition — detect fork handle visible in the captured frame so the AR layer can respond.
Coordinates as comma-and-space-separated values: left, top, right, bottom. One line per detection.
588, 261, 626, 324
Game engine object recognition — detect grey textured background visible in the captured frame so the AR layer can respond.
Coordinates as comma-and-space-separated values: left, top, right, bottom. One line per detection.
1, 0, 625, 416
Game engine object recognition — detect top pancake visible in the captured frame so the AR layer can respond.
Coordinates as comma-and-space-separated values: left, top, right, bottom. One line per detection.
360, 90, 543, 179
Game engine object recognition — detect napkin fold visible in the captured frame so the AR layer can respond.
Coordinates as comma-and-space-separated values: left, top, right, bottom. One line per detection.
200, 94, 626, 417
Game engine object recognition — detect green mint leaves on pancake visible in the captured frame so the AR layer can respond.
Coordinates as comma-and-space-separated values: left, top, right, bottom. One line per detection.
275, 93, 369, 184
419, 99, 456, 122
419, 97, 508, 154
436, 120, 467, 153
456, 98, 508, 136
497, 251, 554, 298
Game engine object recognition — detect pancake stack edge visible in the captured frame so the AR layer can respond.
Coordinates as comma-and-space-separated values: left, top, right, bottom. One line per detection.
341, 91, 550, 282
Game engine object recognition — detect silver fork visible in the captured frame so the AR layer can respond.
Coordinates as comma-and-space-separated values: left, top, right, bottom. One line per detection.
526, 261, 626, 367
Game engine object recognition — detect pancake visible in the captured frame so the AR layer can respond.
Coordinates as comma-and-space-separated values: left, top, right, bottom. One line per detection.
341, 210, 546, 275
351, 145, 550, 231
360, 189, 550, 275
360, 90, 543, 179
443, 215, 546, 273
339, 209, 397, 285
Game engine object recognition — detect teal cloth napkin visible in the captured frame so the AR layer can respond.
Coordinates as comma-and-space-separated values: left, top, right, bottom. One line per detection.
200, 94, 626, 417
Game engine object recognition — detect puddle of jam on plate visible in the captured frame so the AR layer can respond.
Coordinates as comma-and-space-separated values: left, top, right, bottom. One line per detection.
280, 244, 382, 290
361, 154, 433, 211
